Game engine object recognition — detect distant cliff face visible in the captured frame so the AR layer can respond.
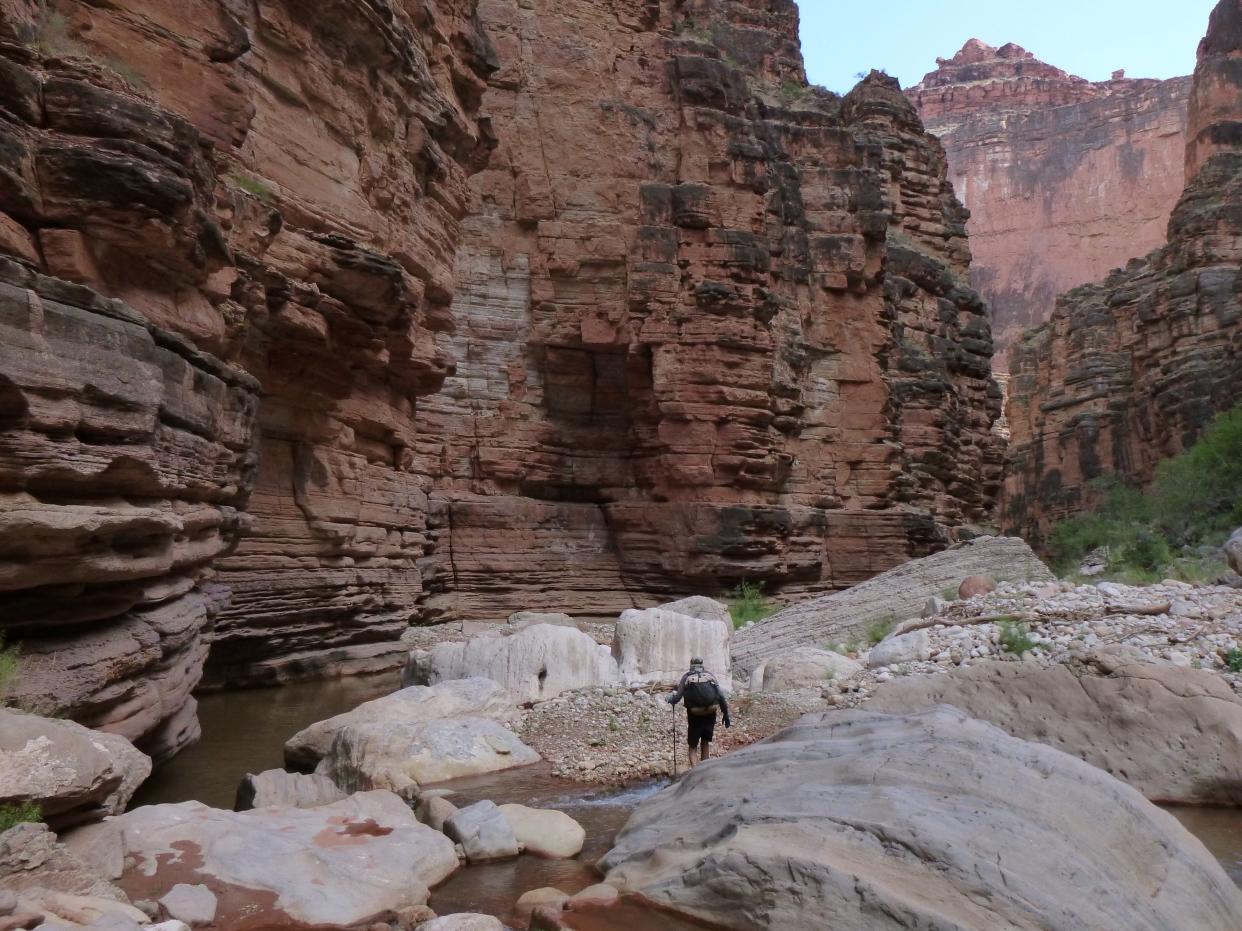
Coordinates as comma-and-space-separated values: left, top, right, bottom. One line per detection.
0, 0, 1001, 747
1003, 0, 1242, 540
909, 40, 1191, 360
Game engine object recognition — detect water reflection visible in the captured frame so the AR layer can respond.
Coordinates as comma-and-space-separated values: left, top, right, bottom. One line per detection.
1166, 805, 1242, 885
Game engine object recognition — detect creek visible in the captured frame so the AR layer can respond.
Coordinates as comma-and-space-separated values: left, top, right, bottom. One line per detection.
132, 678, 1242, 926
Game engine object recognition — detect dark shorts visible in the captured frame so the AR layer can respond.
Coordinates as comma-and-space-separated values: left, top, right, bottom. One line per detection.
687, 711, 716, 745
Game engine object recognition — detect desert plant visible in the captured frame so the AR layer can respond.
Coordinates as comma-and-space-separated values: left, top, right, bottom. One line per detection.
1226, 649, 1242, 673
0, 636, 20, 705
0, 801, 41, 832
865, 613, 896, 646
229, 174, 275, 203
727, 580, 776, 628
36, 11, 79, 57
998, 619, 1037, 657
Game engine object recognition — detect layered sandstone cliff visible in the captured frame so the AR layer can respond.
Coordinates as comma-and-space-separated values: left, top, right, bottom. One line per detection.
0, 0, 1001, 738
909, 40, 1191, 358
1003, 0, 1242, 539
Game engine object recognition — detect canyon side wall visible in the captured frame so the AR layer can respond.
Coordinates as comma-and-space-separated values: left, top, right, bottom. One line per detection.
0, 0, 1001, 742
909, 40, 1191, 360
412, 0, 1003, 620
1003, 0, 1242, 540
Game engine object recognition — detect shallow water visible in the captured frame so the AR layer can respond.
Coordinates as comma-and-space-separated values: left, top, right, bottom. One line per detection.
131, 674, 397, 809
1166, 806, 1242, 885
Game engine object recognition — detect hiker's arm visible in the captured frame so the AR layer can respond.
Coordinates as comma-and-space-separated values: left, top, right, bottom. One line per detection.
666, 673, 687, 705
719, 690, 731, 726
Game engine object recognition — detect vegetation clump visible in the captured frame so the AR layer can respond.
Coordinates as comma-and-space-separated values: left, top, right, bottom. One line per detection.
0, 636, 20, 705
865, 613, 896, 646
0, 801, 41, 832
1226, 649, 1242, 673
727, 580, 776, 628
998, 619, 1037, 657
1047, 403, 1242, 581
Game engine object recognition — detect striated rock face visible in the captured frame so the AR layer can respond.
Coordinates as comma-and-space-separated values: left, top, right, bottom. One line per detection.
1003, 0, 1242, 539
909, 39, 1191, 358
0, 0, 1001, 716
415, 0, 1003, 619
0, 0, 493, 704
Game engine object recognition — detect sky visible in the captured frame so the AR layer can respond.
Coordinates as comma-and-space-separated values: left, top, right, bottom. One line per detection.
799, 0, 1220, 94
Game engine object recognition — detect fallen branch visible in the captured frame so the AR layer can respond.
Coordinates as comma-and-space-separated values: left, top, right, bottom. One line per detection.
894, 611, 1038, 637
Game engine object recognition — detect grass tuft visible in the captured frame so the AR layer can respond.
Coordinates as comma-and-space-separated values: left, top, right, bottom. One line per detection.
0, 801, 41, 832
998, 619, 1037, 657
727, 580, 776, 628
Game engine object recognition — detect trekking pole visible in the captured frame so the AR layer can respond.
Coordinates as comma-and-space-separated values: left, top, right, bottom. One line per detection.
671, 703, 677, 777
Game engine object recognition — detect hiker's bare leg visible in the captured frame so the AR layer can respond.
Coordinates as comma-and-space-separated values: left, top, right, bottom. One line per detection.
700, 738, 710, 762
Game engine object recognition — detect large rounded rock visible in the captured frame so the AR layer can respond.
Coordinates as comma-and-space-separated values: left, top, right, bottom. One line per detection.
601, 708, 1242, 930
1226, 527, 1242, 575
866, 629, 930, 668
656, 596, 731, 626
233, 769, 345, 811
611, 609, 730, 689
498, 804, 585, 858
284, 677, 517, 770
444, 800, 520, 862
866, 657, 1242, 804
418, 916, 505, 931
0, 709, 151, 830
756, 647, 861, 691
404, 624, 619, 703
63, 792, 459, 928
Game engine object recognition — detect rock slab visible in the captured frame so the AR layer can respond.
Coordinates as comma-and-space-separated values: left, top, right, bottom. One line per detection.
601, 707, 1242, 930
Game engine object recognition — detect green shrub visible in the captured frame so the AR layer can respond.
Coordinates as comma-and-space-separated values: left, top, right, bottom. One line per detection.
998, 619, 1037, 657
0, 801, 41, 832
37, 11, 78, 57
1226, 649, 1242, 673
727, 580, 776, 628
865, 613, 896, 646
0, 636, 20, 704
229, 174, 274, 203
1046, 403, 1242, 580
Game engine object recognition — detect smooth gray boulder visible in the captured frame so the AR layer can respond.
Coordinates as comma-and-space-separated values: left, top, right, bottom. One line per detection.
157, 885, 216, 927
233, 769, 345, 811
612, 608, 731, 689
866, 629, 931, 668
63, 791, 458, 927
444, 801, 520, 862
601, 707, 1242, 930
0, 709, 151, 830
866, 656, 1242, 804
404, 624, 619, 702
1226, 527, 1242, 575
755, 647, 862, 691
657, 596, 732, 626
284, 677, 517, 770
732, 536, 1053, 670
417, 916, 505, 931
498, 803, 585, 858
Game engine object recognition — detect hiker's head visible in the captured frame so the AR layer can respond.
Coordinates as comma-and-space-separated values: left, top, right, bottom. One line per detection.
690, 656, 703, 667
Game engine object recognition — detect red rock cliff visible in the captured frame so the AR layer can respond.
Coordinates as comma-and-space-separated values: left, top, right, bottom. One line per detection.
1003, 0, 1242, 540
0, 0, 1002, 738
909, 40, 1191, 360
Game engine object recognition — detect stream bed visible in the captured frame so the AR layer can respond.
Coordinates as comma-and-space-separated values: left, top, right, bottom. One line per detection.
132, 679, 1242, 926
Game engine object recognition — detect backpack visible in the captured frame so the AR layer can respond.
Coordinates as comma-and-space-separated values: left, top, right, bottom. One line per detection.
682, 670, 720, 715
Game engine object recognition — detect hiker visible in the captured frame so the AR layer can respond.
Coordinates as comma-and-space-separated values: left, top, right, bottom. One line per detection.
666, 657, 730, 767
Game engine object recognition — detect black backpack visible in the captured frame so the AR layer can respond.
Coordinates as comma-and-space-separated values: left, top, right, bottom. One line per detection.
682, 669, 720, 714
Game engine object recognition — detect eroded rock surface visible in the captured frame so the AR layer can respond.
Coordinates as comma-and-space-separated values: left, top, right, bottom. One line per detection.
867, 658, 1242, 804
909, 39, 1191, 357
601, 708, 1242, 930
1004, 0, 1242, 537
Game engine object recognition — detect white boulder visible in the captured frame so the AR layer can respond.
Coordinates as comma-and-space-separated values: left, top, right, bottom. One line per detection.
757, 648, 862, 691
657, 596, 732, 625
866, 629, 931, 668
612, 608, 731, 689
1226, 527, 1242, 576
417, 916, 505, 931
404, 624, 619, 702
498, 804, 585, 858
444, 800, 520, 862
158, 884, 216, 927
234, 769, 345, 811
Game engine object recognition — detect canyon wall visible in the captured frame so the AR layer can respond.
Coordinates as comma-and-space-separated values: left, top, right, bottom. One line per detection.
909, 40, 1191, 359
0, 0, 1001, 742
1003, 0, 1242, 540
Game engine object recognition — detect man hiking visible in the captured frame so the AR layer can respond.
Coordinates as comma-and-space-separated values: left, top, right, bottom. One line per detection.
666, 657, 730, 768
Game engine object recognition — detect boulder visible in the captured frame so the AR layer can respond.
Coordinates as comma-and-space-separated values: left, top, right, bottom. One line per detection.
866, 629, 931, 668
515, 888, 569, 922
404, 625, 619, 703
417, 916, 505, 931
568, 884, 619, 908
600, 708, 1242, 930
0, 710, 151, 830
866, 658, 1242, 803
233, 769, 345, 811
957, 574, 997, 599
0, 823, 134, 929
315, 716, 539, 801
62, 792, 458, 927
508, 612, 577, 629
285, 678, 517, 770
443, 801, 520, 862
732, 536, 1052, 670
756, 648, 862, 691
657, 597, 732, 626
611, 609, 731, 689
1226, 527, 1242, 576
157, 885, 215, 927
498, 804, 585, 858
417, 795, 459, 832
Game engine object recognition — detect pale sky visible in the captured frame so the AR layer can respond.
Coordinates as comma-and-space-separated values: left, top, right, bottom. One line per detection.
798, 0, 1220, 94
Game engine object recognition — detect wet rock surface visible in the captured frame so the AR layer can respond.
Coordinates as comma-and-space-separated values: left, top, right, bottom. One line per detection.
600, 708, 1242, 930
